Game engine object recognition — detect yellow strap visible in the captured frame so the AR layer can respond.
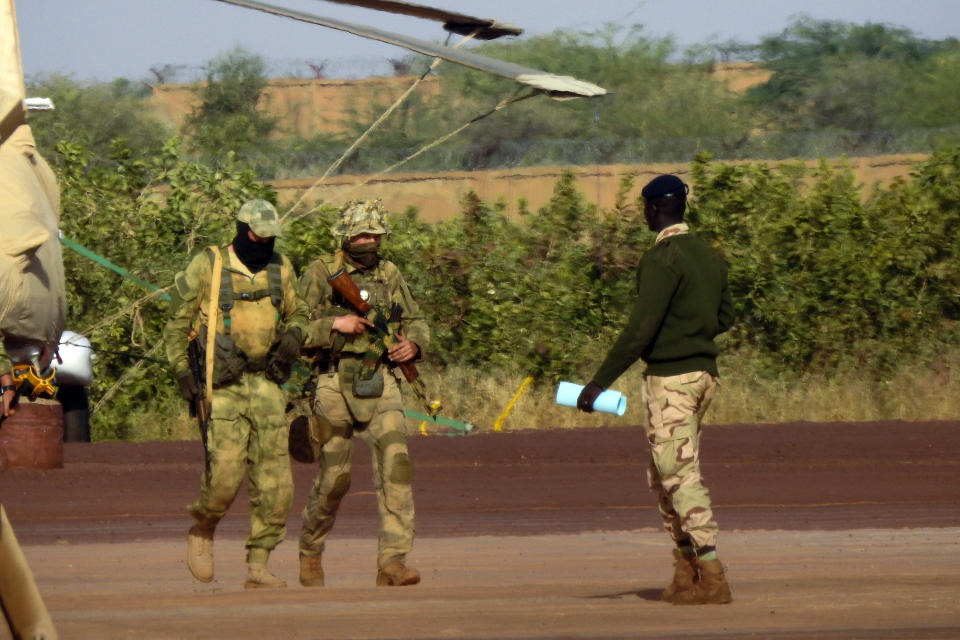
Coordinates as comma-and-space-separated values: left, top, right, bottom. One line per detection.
493, 375, 534, 432
204, 246, 224, 403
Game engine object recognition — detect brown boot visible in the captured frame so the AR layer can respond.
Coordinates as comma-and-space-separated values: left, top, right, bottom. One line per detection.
186, 525, 214, 583
299, 553, 325, 587
661, 548, 698, 603
244, 562, 287, 589
376, 560, 420, 586
671, 558, 732, 605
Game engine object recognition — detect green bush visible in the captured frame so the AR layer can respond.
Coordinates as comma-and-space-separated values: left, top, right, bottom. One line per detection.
53, 136, 960, 438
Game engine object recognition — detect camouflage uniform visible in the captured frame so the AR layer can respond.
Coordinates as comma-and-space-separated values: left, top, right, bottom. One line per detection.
643, 370, 719, 548
298, 200, 430, 577
163, 200, 308, 574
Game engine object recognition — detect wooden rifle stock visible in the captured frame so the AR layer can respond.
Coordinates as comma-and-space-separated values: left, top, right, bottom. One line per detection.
327, 267, 420, 382
327, 268, 372, 315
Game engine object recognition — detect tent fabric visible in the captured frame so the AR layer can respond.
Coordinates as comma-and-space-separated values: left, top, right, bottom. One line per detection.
1, 0, 26, 144
0, 125, 66, 349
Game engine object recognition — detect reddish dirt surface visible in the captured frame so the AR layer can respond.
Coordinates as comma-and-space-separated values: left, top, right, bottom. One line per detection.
2, 421, 960, 639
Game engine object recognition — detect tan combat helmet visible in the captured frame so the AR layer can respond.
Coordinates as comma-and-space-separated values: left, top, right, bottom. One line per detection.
330, 199, 391, 238
237, 199, 281, 238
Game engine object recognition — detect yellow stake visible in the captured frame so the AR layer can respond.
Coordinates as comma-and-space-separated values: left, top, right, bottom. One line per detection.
419, 420, 429, 436
493, 375, 534, 432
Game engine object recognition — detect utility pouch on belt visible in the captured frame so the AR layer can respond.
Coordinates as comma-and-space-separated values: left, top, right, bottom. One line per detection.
199, 326, 248, 387
337, 357, 384, 399
352, 370, 384, 398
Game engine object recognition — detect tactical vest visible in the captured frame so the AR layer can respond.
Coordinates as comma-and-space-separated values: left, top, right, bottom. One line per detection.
211, 246, 283, 336
324, 255, 399, 357
200, 246, 286, 387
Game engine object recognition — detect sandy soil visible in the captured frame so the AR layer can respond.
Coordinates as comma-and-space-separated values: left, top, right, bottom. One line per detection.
2, 421, 959, 639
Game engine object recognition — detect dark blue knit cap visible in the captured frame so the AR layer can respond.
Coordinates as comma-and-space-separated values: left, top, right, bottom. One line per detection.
641, 174, 688, 200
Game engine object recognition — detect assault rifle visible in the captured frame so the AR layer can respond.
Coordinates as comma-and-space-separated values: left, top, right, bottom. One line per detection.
327, 268, 440, 417
187, 335, 210, 472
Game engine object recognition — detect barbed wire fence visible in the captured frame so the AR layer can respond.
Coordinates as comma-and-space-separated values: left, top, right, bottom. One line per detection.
146, 56, 416, 85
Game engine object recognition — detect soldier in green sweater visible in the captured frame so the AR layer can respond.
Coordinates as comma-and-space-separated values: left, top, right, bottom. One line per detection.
577, 174, 735, 605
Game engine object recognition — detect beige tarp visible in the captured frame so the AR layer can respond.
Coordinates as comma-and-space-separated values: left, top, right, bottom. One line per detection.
0, 0, 26, 145
0, 125, 66, 348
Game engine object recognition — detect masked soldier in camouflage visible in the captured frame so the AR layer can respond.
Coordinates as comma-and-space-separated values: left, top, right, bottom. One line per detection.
163, 199, 308, 589
297, 199, 429, 587
577, 174, 735, 605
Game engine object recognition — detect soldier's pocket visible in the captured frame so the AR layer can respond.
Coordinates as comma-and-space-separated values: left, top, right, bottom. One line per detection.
314, 373, 356, 435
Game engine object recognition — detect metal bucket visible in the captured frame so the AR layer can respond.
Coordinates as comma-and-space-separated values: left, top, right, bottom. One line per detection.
0, 398, 64, 470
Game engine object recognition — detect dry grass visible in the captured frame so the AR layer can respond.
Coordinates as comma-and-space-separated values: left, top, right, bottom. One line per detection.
417, 349, 960, 433
145, 349, 960, 442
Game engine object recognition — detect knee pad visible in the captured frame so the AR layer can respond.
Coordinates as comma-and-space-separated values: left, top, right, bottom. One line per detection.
329, 472, 351, 500
388, 452, 412, 485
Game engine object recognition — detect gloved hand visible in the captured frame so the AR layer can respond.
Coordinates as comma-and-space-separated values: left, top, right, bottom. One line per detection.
266, 327, 303, 385
273, 327, 303, 364
576, 381, 604, 413
177, 373, 199, 402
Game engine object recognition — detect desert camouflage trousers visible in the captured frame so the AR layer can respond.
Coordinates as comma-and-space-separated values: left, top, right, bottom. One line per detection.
642, 370, 720, 549
188, 371, 293, 553
299, 372, 414, 569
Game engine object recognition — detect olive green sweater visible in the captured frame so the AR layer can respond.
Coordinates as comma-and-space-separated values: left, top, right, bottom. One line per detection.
592, 229, 734, 387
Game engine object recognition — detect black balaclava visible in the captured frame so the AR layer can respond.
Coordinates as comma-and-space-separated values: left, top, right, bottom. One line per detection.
343, 239, 380, 269
233, 221, 275, 273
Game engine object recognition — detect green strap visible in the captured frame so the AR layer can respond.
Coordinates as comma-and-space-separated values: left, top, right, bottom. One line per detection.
59, 234, 170, 301
404, 410, 474, 435
217, 247, 233, 336
267, 256, 283, 309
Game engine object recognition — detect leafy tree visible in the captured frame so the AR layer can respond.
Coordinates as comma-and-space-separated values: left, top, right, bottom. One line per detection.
24, 74, 170, 163
182, 47, 277, 161
745, 17, 960, 150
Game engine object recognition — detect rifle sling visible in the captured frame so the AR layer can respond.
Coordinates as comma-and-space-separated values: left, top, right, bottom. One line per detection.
205, 247, 223, 405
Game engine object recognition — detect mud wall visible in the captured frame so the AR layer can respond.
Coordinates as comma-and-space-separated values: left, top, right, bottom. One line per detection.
273, 155, 926, 222
149, 75, 439, 137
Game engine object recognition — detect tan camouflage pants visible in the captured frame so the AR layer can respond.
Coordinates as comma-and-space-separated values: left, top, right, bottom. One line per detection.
299, 372, 414, 569
642, 371, 719, 549
188, 371, 293, 554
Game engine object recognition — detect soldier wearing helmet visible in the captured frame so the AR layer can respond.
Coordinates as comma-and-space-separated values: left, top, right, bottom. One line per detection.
296, 198, 430, 588
163, 198, 309, 589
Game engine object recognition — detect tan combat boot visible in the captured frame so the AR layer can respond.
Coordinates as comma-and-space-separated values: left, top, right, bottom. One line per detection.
661, 548, 698, 603
671, 558, 732, 605
299, 553, 325, 587
186, 524, 214, 583
376, 560, 421, 586
244, 562, 287, 589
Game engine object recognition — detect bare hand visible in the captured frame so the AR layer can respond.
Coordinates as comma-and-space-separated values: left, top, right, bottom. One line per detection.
332, 314, 374, 336
387, 336, 418, 364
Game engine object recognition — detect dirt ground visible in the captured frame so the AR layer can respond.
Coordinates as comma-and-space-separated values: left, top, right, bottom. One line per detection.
2, 421, 959, 639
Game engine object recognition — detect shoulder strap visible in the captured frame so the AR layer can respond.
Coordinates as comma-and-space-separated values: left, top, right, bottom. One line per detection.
205, 246, 224, 404
217, 247, 234, 335
267, 254, 283, 309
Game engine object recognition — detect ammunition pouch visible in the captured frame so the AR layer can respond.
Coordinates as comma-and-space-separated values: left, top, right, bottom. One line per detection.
352, 370, 384, 398
337, 358, 384, 399
198, 326, 259, 387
